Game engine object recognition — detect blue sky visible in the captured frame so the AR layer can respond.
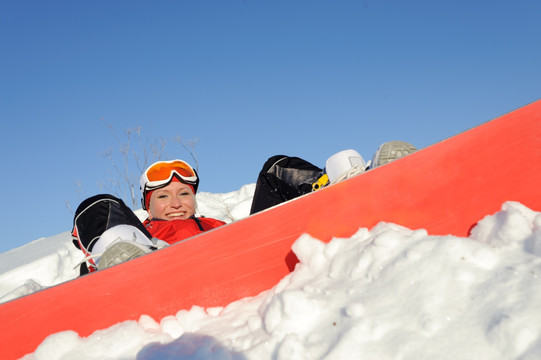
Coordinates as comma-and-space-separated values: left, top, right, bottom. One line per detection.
1, 0, 540, 253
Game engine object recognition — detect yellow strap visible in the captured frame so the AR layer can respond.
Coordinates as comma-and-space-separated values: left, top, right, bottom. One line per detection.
312, 173, 329, 191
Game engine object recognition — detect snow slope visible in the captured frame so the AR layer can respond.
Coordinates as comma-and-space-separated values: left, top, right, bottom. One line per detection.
1, 184, 541, 359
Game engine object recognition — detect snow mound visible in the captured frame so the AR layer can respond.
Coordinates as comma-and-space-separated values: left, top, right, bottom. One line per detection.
16, 201, 541, 360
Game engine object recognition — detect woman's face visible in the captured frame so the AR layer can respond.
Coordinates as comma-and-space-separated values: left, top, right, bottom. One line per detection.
147, 181, 196, 220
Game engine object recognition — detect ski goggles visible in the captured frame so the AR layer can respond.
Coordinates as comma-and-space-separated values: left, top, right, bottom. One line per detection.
141, 159, 198, 191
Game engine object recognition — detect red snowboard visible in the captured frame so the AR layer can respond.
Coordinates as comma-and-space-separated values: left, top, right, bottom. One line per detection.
1, 99, 541, 360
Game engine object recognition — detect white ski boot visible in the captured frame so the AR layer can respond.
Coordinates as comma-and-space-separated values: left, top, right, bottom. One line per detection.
91, 225, 157, 270
325, 149, 367, 184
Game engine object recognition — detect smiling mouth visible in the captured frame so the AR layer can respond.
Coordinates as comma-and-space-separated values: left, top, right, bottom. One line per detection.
167, 212, 187, 219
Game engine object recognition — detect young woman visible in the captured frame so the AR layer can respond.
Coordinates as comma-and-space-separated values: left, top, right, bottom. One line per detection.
140, 159, 225, 244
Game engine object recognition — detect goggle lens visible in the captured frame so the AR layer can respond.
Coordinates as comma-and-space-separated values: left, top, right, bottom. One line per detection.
146, 160, 196, 182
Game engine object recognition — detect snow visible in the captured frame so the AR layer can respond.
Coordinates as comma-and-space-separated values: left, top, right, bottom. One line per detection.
2, 183, 541, 359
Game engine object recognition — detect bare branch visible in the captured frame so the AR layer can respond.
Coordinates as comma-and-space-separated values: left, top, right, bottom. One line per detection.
172, 136, 200, 171
92, 121, 199, 210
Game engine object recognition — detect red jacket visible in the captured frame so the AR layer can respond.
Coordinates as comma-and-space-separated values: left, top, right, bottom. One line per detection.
143, 216, 225, 245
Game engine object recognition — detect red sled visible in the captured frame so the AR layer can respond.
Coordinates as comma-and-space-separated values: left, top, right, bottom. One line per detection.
1, 99, 541, 360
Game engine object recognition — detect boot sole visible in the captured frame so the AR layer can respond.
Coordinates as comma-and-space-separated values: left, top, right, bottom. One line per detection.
98, 241, 151, 270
